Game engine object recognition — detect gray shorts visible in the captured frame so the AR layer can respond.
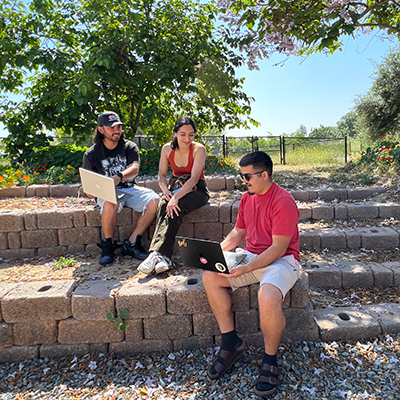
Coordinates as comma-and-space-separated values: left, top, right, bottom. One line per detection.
228, 249, 301, 298
97, 185, 159, 214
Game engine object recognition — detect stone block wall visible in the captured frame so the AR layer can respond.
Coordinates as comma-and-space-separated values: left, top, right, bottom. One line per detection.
0, 271, 314, 364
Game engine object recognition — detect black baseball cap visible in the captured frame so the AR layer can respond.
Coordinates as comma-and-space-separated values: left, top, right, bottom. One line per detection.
98, 111, 125, 127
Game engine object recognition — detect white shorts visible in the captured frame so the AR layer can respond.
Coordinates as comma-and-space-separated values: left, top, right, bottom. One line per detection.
228, 249, 301, 298
97, 185, 159, 214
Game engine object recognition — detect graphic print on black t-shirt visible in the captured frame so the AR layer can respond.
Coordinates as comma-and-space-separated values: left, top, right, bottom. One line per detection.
101, 154, 128, 178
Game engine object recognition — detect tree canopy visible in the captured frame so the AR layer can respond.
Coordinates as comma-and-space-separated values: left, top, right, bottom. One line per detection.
0, 0, 258, 163
356, 46, 400, 141
218, 0, 400, 69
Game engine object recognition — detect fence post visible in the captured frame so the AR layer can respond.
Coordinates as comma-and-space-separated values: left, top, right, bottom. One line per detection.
282, 136, 286, 165
222, 135, 226, 158
345, 135, 348, 163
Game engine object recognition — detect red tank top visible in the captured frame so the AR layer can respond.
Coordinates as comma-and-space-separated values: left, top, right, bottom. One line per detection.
168, 143, 205, 179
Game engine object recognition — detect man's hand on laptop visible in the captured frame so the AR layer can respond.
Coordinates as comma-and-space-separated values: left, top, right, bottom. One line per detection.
219, 264, 249, 279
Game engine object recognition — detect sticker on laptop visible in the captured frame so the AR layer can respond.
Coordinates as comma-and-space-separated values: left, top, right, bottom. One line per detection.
215, 263, 227, 272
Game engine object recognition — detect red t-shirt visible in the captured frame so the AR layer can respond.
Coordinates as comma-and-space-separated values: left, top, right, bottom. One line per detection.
236, 183, 300, 261
168, 143, 205, 179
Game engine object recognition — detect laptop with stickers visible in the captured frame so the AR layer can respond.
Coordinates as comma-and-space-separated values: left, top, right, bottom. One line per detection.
79, 168, 133, 205
176, 236, 246, 274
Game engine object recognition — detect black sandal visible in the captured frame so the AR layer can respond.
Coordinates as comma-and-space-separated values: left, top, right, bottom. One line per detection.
253, 362, 280, 397
208, 341, 246, 379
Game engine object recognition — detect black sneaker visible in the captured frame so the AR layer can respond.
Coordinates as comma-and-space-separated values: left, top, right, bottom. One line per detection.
99, 238, 114, 266
122, 235, 149, 261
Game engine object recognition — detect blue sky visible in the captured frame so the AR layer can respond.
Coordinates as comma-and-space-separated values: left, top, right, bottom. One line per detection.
0, 32, 397, 140
228, 33, 398, 137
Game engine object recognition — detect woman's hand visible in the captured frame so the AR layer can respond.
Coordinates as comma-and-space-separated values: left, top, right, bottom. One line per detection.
162, 191, 173, 201
166, 195, 181, 218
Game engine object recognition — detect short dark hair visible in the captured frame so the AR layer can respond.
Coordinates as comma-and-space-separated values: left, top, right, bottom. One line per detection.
239, 151, 273, 178
171, 116, 197, 149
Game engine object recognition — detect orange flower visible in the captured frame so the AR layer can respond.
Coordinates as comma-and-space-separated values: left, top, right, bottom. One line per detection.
6, 182, 13, 188
0, 176, 3, 182
16, 170, 22, 176
22, 175, 30, 180
65, 170, 70, 174
220, 162, 224, 166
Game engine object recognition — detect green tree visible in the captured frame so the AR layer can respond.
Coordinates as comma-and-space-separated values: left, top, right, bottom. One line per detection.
0, 0, 257, 164
355, 46, 400, 142
292, 124, 307, 137
218, 0, 400, 68
336, 111, 359, 138
309, 125, 338, 138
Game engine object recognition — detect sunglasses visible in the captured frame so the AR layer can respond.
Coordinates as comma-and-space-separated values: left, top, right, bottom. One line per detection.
239, 170, 267, 181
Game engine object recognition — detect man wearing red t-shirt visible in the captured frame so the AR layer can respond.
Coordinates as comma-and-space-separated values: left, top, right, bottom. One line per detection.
203, 151, 300, 397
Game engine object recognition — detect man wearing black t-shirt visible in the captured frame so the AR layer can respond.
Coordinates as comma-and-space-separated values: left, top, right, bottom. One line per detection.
83, 111, 159, 265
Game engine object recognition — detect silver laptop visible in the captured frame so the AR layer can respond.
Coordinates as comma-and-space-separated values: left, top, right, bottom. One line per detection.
176, 236, 246, 274
79, 168, 133, 204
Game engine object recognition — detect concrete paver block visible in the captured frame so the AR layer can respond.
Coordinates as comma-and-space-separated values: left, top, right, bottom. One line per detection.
0, 322, 13, 349
2, 280, 76, 322
193, 312, 220, 336
231, 286, 250, 312
290, 271, 309, 308
174, 335, 214, 352
347, 203, 379, 220
359, 226, 399, 250
0, 233, 8, 250
13, 321, 57, 346
58, 227, 101, 246
36, 209, 74, 229
235, 309, 259, 334
116, 277, 166, 319
24, 212, 37, 230
290, 190, 309, 201
7, 232, 21, 249
283, 302, 319, 342
378, 203, 400, 219
347, 187, 384, 200
317, 190, 340, 202
72, 280, 122, 320
0, 248, 37, 261
314, 306, 381, 341
37, 246, 68, 257
299, 229, 321, 250
226, 176, 235, 191
382, 261, 400, 286
298, 206, 312, 222
343, 228, 361, 249
312, 204, 335, 220
49, 184, 80, 197
363, 303, 400, 334
0, 283, 18, 321
183, 203, 218, 223
206, 176, 226, 191
144, 314, 192, 340
0, 186, 26, 198
219, 200, 235, 223
165, 275, 211, 314
21, 229, 58, 248
0, 211, 24, 232
0, 345, 39, 363
40, 343, 89, 360
334, 205, 347, 220
58, 318, 124, 344
320, 228, 346, 249
339, 261, 373, 288
110, 339, 173, 354
303, 262, 341, 289
368, 262, 394, 287
124, 319, 143, 342
194, 222, 223, 240
85, 207, 102, 227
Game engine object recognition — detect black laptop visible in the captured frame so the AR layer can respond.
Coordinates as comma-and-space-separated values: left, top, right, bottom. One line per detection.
176, 236, 246, 274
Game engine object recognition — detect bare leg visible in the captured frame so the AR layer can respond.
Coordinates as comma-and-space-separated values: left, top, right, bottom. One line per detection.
258, 283, 285, 355
101, 201, 119, 239
128, 198, 159, 242
202, 271, 234, 333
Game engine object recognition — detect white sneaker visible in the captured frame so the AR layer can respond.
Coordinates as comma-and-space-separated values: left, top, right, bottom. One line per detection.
155, 255, 172, 274
138, 251, 162, 274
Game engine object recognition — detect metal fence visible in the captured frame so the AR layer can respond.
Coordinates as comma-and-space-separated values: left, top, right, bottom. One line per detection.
0, 134, 349, 164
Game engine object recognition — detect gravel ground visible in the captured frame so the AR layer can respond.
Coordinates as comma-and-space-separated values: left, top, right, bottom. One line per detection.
1, 334, 399, 400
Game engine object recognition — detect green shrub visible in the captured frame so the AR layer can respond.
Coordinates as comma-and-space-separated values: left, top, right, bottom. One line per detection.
356, 137, 400, 167
140, 148, 161, 176
205, 155, 239, 175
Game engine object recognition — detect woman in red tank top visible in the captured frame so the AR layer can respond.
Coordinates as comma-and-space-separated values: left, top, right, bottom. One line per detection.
138, 116, 209, 275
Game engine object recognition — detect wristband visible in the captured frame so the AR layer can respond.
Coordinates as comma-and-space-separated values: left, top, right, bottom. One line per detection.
117, 171, 124, 181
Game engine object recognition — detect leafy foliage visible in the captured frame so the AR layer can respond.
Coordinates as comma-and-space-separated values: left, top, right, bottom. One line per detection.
218, 0, 400, 68
356, 137, 400, 168
107, 309, 130, 331
0, 0, 257, 164
139, 148, 162, 176
356, 47, 400, 142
